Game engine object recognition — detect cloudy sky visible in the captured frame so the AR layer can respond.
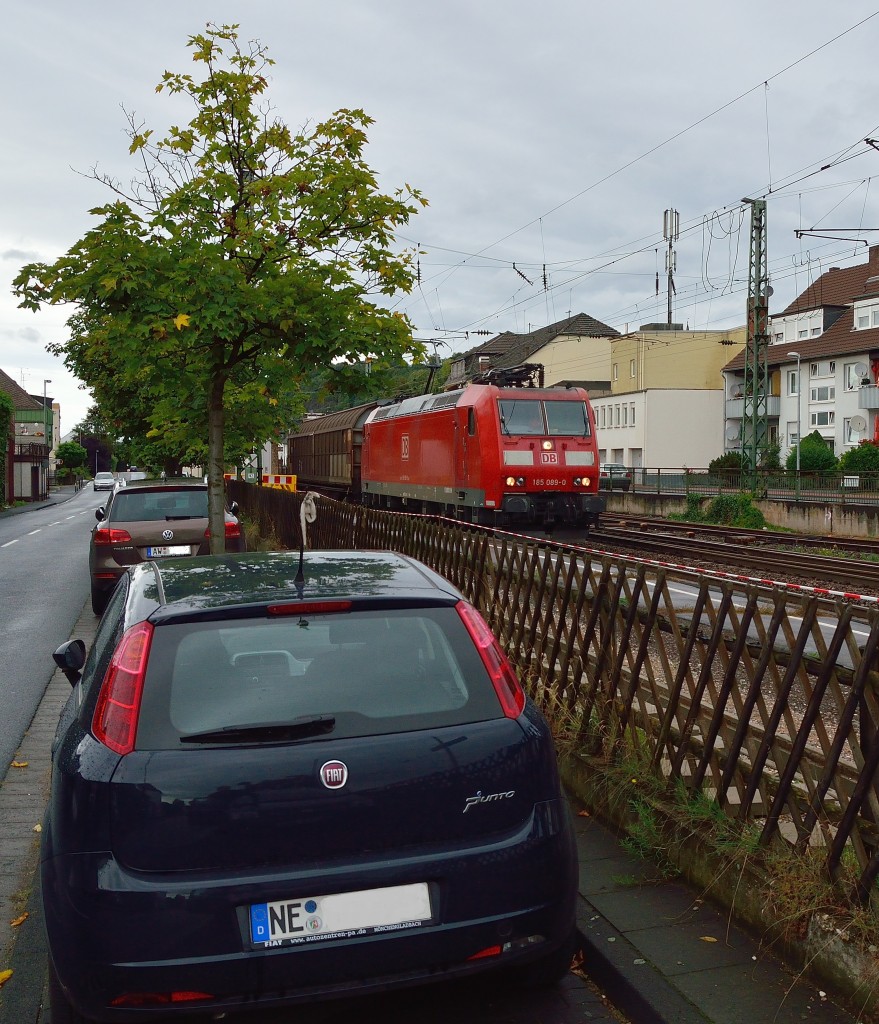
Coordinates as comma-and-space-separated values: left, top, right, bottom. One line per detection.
3, 1, 879, 433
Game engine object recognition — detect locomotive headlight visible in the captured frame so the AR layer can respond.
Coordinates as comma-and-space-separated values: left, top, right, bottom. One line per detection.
517, 476, 525, 486
574, 477, 591, 487
542, 441, 553, 451
505, 476, 517, 487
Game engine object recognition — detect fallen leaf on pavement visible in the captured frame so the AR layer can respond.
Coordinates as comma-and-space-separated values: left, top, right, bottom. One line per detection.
32, 824, 42, 833
0, 970, 12, 989
10, 913, 28, 928
577, 809, 590, 817
699, 936, 718, 943
10, 761, 28, 769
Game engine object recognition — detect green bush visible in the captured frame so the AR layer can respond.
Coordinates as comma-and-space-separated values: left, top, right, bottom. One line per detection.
708, 452, 743, 473
786, 430, 838, 473
838, 440, 879, 473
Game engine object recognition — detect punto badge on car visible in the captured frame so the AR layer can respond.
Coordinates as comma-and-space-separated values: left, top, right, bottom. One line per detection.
162, 529, 174, 540
320, 760, 348, 789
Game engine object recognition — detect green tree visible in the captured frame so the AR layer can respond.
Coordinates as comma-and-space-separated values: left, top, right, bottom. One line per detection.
0, 390, 12, 504
786, 430, 838, 473
13, 24, 426, 550
55, 440, 88, 474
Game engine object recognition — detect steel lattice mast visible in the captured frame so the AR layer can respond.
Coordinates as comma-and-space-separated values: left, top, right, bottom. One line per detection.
740, 198, 770, 480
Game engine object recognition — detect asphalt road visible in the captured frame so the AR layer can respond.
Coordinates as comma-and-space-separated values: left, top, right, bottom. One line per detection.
0, 488, 97, 784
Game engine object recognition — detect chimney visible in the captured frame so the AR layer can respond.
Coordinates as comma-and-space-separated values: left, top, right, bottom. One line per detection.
870, 245, 879, 272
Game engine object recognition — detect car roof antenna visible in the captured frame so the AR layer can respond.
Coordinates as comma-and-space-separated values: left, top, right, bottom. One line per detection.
295, 492, 319, 597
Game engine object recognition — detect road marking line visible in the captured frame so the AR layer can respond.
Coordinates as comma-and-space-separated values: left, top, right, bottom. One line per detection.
1, 539, 19, 547
27, 530, 41, 535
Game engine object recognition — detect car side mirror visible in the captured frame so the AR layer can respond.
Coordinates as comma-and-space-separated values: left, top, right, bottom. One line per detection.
230, 501, 240, 515
95, 507, 105, 521
53, 639, 87, 687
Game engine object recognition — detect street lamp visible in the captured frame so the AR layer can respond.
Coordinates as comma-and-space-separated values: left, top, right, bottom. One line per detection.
787, 352, 800, 499
43, 379, 52, 495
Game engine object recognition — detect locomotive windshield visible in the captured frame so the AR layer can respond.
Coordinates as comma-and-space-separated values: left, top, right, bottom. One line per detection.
498, 399, 591, 436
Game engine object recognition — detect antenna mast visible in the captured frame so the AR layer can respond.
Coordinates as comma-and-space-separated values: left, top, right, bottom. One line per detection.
663, 208, 679, 325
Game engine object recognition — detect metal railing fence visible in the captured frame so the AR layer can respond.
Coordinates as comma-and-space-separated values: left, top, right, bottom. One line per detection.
228, 481, 879, 902
633, 467, 879, 505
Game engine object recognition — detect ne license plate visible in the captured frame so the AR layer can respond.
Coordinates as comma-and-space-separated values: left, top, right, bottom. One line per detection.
249, 882, 432, 948
146, 545, 190, 557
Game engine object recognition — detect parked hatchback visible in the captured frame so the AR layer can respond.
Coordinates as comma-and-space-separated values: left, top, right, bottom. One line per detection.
88, 479, 244, 614
45, 550, 578, 1022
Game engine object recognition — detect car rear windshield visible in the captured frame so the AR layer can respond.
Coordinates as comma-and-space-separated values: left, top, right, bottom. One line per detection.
135, 608, 505, 748
110, 489, 208, 522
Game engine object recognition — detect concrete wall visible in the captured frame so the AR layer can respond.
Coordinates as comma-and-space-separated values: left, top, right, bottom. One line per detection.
605, 490, 879, 539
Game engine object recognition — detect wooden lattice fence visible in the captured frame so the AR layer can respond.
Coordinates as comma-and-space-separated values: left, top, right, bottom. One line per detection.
228, 481, 879, 900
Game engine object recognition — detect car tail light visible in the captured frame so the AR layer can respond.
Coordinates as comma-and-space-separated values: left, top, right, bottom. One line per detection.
456, 601, 526, 718
92, 622, 153, 755
110, 991, 214, 1007
93, 528, 132, 545
203, 521, 242, 540
467, 945, 503, 960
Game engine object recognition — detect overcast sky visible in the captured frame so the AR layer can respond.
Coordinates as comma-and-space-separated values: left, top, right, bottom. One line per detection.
3, 1, 879, 433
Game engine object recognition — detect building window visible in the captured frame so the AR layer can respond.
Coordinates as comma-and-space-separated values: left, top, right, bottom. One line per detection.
810, 362, 819, 377
787, 421, 798, 447
829, 360, 836, 374
858, 313, 870, 329
612, 363, 618, 381
810, 411, 835, 427
787, 370, 798, 396
630, 403, 635, 426
844, 417, 865, 443
844, 363, 861, 390
599, 406, 605, 428
629, 358, 636, 378
811, 327, 821, 336
614, 405, 620, 427
622, 404, 628, 427
774, 333, 783, 343
798, 329, 808, 339
873, 309, 879, 327
810, 385, 835, 402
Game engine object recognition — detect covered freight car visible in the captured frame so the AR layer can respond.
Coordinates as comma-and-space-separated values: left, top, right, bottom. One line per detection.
286, 402, 377, 502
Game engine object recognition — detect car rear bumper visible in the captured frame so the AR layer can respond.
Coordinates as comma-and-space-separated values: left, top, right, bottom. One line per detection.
43, 804, 576, 1019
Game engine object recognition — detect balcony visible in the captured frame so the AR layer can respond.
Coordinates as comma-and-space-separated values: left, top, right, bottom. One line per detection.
858, 385, 879, 410
725, 395, 781, 418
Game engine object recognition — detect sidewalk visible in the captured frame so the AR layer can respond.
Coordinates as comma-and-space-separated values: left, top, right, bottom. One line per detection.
0, 483, 83, 518
572, 807, 862, 1024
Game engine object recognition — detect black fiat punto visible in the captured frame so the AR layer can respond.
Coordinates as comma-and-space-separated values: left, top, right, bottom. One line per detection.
44, 550, 578, 1022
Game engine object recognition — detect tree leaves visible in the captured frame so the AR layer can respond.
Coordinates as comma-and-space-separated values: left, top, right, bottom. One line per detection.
12, 23, 425, 551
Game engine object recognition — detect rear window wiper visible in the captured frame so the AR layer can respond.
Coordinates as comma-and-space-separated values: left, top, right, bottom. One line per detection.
180, 715, 336, 744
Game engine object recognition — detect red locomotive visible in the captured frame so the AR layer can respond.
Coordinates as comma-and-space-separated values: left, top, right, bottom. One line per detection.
288, 365, 604, 530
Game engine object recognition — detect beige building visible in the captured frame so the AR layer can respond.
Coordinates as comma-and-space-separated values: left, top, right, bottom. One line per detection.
591, 324, 747, 470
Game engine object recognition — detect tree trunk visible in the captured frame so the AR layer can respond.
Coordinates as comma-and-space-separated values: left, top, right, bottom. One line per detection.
207, 370, 227, 555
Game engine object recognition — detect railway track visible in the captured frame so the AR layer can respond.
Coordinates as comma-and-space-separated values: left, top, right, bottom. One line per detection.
600, 512, 879, 555
585, 520, 879, 597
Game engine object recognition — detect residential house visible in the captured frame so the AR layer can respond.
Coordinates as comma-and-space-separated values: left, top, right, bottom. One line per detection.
0, 368, 52, 501
444, 313, 618, 391
722, 244, 879, 460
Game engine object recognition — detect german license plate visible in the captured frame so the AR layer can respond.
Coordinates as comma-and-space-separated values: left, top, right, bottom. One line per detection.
146, 545, 190, 557
249, 882, 432, 948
